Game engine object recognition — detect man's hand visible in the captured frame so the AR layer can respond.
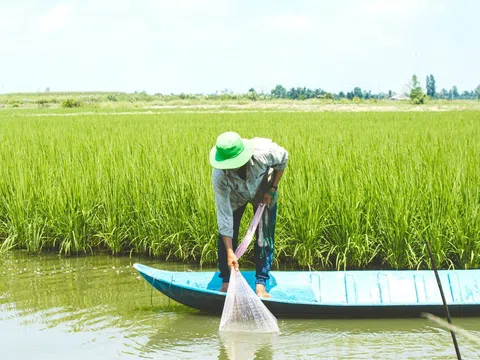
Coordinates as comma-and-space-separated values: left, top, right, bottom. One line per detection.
227, 249, 239, 271
261, 186, 277, 206
261, 192, 273, 206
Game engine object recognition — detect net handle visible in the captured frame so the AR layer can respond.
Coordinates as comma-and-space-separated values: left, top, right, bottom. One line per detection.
235, 204, 266, 259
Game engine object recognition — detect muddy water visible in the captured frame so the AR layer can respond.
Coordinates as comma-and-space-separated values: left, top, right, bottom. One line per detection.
0, 251, 479, 359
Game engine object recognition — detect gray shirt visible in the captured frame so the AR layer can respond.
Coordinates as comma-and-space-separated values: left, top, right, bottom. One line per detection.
212, 137, 289, 238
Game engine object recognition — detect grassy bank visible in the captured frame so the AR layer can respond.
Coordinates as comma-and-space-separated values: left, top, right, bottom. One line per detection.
1, 92, 479, 112
0, 110, 479, 270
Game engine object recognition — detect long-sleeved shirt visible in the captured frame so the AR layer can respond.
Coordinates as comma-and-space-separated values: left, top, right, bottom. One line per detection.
212, 137, 289, 238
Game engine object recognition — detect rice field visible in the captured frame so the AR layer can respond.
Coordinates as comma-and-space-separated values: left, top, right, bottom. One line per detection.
0, 110, 479, 270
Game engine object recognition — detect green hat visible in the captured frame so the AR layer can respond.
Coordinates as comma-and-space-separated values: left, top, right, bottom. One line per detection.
210, 132, 254, 169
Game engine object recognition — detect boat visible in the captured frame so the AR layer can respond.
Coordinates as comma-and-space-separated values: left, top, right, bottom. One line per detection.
133, 263, 480, 318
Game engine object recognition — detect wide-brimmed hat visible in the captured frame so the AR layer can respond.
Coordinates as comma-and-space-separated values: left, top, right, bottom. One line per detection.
209, 132, 254, 169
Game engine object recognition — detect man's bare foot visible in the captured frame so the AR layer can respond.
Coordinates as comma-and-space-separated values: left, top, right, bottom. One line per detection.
256, 284, 271, 298
220, 283, 229, 293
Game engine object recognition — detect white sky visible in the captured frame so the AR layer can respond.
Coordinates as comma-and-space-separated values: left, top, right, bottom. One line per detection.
0, 0, 478, 94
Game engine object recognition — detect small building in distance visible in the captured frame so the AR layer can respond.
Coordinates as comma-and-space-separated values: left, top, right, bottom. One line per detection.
390, 93, 410, 101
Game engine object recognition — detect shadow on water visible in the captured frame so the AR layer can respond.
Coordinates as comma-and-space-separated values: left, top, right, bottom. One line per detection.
1, 251, 479, 359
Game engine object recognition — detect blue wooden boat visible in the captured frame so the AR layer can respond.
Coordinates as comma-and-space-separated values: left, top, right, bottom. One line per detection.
133, 264, 480, 318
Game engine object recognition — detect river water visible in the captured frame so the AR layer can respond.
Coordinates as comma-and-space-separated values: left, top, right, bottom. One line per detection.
0, 251, 478, 359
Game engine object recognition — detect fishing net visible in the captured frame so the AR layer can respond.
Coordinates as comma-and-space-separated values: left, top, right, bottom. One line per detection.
219, 204, 280, 333
219, 267, 279, 333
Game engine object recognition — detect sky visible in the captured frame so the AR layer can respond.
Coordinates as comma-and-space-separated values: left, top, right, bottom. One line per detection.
0, 0, 478, 95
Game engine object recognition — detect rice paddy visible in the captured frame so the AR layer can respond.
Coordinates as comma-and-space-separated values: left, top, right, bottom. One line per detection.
0, 110, 479, 270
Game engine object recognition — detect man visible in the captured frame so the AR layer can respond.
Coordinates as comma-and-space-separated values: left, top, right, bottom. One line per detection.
210, 131, 288, 298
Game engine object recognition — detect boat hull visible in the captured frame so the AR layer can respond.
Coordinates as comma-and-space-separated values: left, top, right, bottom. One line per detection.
133, 264, 480, 318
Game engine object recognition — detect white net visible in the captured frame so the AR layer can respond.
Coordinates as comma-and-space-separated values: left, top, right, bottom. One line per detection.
219, 269, 280, 333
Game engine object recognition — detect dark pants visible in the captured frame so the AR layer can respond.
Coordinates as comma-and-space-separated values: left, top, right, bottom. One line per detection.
217, 203, 277, 286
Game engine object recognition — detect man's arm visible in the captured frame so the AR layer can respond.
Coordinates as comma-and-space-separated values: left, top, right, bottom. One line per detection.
271, 169, 284, 188
261, 142, 288, 205
213, 170, 239, 271
221, 236, 238, 271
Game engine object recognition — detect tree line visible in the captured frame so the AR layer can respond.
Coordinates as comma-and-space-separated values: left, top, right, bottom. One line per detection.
255, 75, 480, 100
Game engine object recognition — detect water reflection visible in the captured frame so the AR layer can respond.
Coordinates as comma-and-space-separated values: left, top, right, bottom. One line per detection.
1, 251, 479, 359
219, 332, 275, 360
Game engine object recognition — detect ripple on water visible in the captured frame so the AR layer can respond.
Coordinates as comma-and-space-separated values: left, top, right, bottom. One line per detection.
1, 251, 479, 359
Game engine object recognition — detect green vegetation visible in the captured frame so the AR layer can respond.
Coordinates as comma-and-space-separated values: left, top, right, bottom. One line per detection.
1, 75, 480, 110
61, 98, 82, 108
409, 75, 427, 105
0, 91, 479, 112
426, 74, 437, 98
0, 111, 479, 270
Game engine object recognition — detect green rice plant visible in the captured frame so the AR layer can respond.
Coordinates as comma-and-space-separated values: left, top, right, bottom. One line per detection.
0, 110, 478, 269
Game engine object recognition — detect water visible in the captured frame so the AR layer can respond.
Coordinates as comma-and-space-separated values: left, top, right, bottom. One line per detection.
0, 251, 479, 359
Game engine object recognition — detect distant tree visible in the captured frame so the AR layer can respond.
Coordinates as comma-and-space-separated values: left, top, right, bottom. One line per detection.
346, 91, 354, 100
314, 88, 325, 98
438, 88, 448, 99
45, 87, 50, 93
287, 87, 297, 99
452, 86, 459, 99
271, 85, 287, 99
247, 88, 257, 101
338, 91, 346, 98
297, 87, 307, 100
430, 75, 436, 98
353, 87, 363, 99
476, 85, 480, 99
305, 88, 315, 99
388, 90, 392, 99
426, 74, 436, 98
409, 74, 426, 104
